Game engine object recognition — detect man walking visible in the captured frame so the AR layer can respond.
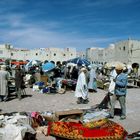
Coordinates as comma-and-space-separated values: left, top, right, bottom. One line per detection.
75, 67, 89, 104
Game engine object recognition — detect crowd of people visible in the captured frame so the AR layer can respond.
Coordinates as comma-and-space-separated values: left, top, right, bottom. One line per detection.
0, 60, 135, 120
0, 60, 98, 101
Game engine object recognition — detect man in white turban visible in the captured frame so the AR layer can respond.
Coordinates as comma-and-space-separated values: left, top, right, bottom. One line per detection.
75, 67, 89, 104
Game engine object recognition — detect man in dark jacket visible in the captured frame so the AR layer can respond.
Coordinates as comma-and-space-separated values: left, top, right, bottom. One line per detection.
15, 65, 25, 100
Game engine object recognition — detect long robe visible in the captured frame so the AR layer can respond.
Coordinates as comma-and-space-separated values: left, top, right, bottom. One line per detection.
88, 68, 97, 90
108, 69, 117, 94
0, 70, 10, 96
75, 71, 88, 99
15, 69, 24, 89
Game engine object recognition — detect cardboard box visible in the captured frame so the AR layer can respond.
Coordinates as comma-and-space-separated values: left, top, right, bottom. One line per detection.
55, 109, 83, 121
40, 75, 48, 86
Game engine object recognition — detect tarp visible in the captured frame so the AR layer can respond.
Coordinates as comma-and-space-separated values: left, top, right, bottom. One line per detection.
42, 62, 55, 72
25, 60, 41, 71
67, 57, 90, 66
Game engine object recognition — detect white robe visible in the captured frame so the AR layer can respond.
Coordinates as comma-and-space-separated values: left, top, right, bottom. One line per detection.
108, 69, 117, 94
0, 70, 10, 96
88, 68, 96, 90
75, 72, 88, 99
109, 69, 117, 80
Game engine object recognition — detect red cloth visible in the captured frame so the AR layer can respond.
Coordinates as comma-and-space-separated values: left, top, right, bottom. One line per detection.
47, 119, 127, 140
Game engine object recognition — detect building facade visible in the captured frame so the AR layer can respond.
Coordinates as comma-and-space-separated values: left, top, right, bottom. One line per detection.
103, 44, 115, 63
86, 47, 103, 64
86, 39, 140, 66
77, 51, 86, 58
0, 44, 77, 63
114, 39, 140, 64
1, 39, 140, 66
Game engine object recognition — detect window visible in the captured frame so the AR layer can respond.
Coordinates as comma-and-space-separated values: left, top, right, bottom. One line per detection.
46, 54, 48, 56
11, 53, 13, 56
36, 53, 38, 56
71, 54, 73, 56
123, 46, 125, 51
63, 54, 66, 56
54, 53, 56, 56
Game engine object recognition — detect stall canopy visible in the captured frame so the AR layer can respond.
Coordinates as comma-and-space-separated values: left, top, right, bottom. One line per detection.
26, 60, 40, 67
67, 57, 90, 66
104, 61, 126, 69
42, 62, 55, 72
25, 60, 41, 71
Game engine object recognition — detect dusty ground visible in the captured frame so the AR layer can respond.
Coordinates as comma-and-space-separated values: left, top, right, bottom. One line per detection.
0, 87, 140, 139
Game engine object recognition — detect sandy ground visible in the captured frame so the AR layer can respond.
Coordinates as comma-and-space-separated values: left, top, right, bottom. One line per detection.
0, 87, 140, 139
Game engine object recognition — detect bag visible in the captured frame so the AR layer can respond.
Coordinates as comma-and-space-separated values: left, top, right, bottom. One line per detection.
35, 81, 44, 86
58, 88, 65, 94
108, 79, 115, 94
43, 87, 49, 93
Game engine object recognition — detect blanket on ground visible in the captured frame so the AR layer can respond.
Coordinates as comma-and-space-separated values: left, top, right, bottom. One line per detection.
47, 118, 127, 140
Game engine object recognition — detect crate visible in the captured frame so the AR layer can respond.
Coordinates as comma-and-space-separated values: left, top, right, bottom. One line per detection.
40, 75, 48, 86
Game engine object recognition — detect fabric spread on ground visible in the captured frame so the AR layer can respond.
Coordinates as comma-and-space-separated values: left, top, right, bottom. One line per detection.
47, 118, 127, 140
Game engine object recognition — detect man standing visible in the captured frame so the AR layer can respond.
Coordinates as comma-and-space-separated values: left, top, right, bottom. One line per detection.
15, 65, 25, 100
88, 66, 97, 92
0, 65, 10, 101
75, 67, 89, 104
108, 64, 128, 120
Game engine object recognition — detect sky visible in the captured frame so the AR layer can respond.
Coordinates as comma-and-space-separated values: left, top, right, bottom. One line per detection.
0, 0, 140, 51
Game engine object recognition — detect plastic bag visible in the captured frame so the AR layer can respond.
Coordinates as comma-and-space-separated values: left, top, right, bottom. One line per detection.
108, 79, 115, 94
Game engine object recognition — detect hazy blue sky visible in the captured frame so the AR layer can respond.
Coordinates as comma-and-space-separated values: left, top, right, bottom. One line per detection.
0, 0, 140, 51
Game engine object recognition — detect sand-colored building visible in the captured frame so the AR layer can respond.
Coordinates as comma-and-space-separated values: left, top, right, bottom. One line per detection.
103, 44, 115, 63
86, 47, 103, 64
114, 39, 140, 64
86, 39, 140, 66
0, 44, 76, 63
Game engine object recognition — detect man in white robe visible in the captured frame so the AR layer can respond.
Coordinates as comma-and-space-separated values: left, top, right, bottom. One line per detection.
0, 65, 10, 101
88, 66, 97, 92
108, 66, 117, 94
75, 67, 88, 104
